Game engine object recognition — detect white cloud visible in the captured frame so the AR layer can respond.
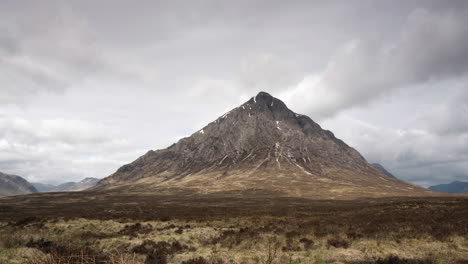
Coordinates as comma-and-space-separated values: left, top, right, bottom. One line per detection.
322, 101, 468, 187
415, 86, 468, 136
0, 116, 140, 184
0, 0, 160, 104
238, 53, 300, 93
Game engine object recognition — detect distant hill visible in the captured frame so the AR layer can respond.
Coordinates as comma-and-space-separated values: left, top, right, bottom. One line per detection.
50, 178, 100, 192
0, 172, 37, 197
429, 181, 468, 194
371, 163, 397, 179
32, 182, 57, 192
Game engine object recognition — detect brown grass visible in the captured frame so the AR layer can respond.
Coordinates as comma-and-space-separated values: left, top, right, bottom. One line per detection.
0, 194, 467, 263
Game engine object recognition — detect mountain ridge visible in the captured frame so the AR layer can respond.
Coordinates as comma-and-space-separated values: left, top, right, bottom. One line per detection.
33, 177, 100, 192
371, 163, 397, 179
429, 181, 468, 194
32, 182, 57, 192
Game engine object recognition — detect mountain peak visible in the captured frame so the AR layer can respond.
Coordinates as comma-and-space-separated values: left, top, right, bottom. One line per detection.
94, 92, 432, 199
246, 91, 290, 115
251, 91, 274, 104
81, 177, 99, 183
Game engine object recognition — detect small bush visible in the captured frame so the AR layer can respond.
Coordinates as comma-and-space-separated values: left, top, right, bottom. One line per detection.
326, 237, 350, 249
156, 224, 177, 231
374, 255, 437, 264
26, 238, 54, 252
282, 238, 301, 252
265, 236, 281, 264
146, 251, 167, 264
119, 223, 153, 237
159, 216, 171, 222
346, 231, 364, 240
26, 238, 108, 263
12, 216, 39, 226
76, 231, 116, 240
285, 231, 301, 238
299, 238, 314, 250
211, 228, 259, 248
133, 240, 161, 255
132, 240, 186, 264
181, 257, 209, 264
0, 232, 31, 248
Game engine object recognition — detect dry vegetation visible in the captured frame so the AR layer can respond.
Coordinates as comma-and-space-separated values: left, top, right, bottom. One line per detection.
0, 194, 467, 263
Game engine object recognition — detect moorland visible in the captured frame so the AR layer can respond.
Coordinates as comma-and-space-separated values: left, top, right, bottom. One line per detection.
0, 191, 467, 264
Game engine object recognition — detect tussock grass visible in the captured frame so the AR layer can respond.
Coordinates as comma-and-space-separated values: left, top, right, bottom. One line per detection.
1, 198, 467, 263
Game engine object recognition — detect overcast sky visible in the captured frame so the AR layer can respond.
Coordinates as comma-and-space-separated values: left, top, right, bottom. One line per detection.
1, 0, 467, 187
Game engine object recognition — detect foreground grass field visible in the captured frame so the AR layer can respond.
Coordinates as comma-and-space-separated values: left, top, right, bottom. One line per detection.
0, 193, 467, 263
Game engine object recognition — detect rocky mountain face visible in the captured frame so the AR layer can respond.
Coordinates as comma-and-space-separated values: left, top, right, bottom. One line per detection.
371, 163, 397, 179
94, 92, 433, 199
0, 172, 37, 197
429, 181, 468, 194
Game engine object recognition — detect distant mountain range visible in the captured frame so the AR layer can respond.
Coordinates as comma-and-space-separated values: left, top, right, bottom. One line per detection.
429, 181, 468, 194
0, 172, 37, 197
0, 171, 100, 197
32, 178, 100, 192
32, 182, 57, 192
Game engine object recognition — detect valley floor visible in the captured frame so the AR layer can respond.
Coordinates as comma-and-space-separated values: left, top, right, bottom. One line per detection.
0, 193, 467, 263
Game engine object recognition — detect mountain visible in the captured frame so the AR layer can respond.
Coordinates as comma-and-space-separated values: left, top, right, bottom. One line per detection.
94, 92, 433, 199
50, 178, 100, 192
371, 163, 397, 179
429, 181, 468, 194
32, 182, 57, 192
0, 172, 37, 197
32, 178, 100, 193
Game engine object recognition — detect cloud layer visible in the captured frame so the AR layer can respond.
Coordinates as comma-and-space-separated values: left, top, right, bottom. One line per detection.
1, 0, 467, 186
0, 114, 141, 183
282, 7, 468, 119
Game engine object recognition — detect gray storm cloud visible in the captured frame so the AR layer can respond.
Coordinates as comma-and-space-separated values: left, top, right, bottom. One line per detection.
0, 0, 467, 186
282, 7, 468, 119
